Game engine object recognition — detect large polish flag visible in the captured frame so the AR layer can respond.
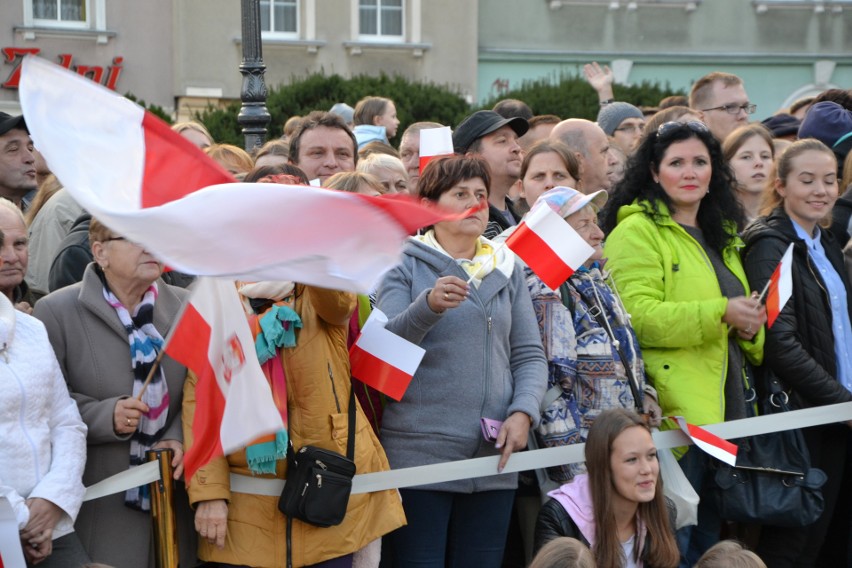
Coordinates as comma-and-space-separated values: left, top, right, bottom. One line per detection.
164, 277, 283, 483
349, 309, 425, 401
18, 56, 474, 293
419, 126, 454, 173
505, 202, 594, 290
765, 243, 794, 328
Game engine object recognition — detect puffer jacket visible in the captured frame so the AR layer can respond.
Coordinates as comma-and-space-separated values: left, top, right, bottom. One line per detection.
603, 200, 764, 426
742, 209, 852, 409
184, 285, 405, 568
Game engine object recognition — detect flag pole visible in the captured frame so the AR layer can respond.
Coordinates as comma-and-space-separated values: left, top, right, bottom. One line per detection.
756, 278, 772, 305
137, 350, 166, 401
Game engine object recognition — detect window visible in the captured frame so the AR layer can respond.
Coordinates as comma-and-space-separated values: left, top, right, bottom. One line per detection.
359, 0, 403, 40
260, 0, 299, 37
32, 0, 88, 27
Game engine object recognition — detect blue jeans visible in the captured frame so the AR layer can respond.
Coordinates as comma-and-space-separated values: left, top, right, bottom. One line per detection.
390, 489, 516, 568
676, 448, 721, 568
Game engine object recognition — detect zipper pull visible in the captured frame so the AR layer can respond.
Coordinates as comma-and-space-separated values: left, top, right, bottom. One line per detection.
315, 460, 328, 470
487, 317, 492, 333
316, 474, 322, 488
301, 482, 309, 496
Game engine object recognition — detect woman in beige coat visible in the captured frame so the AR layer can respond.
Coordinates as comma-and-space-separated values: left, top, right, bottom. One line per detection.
33, 219, 196, 568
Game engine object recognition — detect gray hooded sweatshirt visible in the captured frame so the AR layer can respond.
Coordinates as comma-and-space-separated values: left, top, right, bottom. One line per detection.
377, 238, 547, 492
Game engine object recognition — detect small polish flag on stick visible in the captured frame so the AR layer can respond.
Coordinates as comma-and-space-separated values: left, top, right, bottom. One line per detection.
504, 202, 595, 290
349, 309, 425, 401
419, 126, 454, 173
673, 416, 738, 467
757, 242, 794, 329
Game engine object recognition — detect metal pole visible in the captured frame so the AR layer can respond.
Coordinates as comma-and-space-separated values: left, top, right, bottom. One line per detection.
147, 449, 179, 568
238, 0, 271, 152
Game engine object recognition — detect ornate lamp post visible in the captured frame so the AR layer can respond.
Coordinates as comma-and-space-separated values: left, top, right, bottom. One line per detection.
238, 0, 271, 152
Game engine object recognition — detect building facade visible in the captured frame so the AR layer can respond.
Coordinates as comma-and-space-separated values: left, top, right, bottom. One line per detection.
478, 0, 852, 119
1, 0, 478, 122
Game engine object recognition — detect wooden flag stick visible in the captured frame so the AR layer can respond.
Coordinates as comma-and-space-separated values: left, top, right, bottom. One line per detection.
756, 278, 773, 305
136, 350, 166, 401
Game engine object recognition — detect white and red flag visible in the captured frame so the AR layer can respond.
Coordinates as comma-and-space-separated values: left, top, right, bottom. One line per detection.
673, 417, 738, 467
164, 277, 283, 483
349, 309, 425, 401
419, 126, 454, 173
18, 56, 477, 293
764, 243, 794, 328
504, 202, 595, 290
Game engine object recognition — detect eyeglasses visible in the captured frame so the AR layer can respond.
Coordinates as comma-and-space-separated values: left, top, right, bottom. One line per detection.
656, 120, 710, 138
613, 124, 645, 134
102, 236, 126, 243
701, 103, 757, 115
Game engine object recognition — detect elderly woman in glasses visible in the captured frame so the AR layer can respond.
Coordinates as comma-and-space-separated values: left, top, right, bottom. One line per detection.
34, 219, 196, 568
601, 121, 766, 566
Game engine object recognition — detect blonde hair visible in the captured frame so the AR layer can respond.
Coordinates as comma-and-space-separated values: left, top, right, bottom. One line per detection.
24, 174, 63, 226
171, 121, 213, 145
695, 541, 766, 568
529, 537, 596, 568
324, 171, 386, 195
689, 72, 743, 110
205, 143, 253, 175
357, 153, 407, 179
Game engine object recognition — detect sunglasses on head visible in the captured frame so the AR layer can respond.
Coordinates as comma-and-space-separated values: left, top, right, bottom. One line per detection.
656, 120, 710, 139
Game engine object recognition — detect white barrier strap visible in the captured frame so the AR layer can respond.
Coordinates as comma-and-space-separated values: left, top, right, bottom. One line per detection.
89, 401, 852, 500
83, 460, 160, 502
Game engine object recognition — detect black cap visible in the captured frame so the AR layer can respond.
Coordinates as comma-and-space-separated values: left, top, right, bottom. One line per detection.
453, 110, 529, 154
760, 113, 800, 139
0, 112, 27, 136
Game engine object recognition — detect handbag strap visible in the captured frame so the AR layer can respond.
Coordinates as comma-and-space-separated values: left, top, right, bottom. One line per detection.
567, 282, 645, 415
285, 377, 357, 568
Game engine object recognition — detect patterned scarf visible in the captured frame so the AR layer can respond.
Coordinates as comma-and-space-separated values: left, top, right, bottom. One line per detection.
103, 283, 169, 511
238, 281, 300, 474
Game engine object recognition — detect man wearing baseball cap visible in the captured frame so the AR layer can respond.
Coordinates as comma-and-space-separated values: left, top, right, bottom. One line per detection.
0, 112, 37, 211
453, 110, 529, 239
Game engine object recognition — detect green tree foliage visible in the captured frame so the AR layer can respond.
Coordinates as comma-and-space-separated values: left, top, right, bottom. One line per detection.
198, 72, 471, 147
480, 73, 685, 120
124, 93, 173, 124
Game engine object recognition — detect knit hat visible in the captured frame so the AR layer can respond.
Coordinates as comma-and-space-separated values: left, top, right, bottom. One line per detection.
329, 103, 354, 125
760, 113, 801, 139
596, 102, 644, 136
536, 186, 608, 219
452, 110, 528, 153
798, 102, 852, 148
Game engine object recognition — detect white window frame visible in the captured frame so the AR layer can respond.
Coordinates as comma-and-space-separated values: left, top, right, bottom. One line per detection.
24, 0, 105, 30
260, 0, 300, 40
356, 0, 405, 43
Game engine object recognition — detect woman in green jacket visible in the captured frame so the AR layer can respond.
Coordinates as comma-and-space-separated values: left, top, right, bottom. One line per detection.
601, 121, 766, 567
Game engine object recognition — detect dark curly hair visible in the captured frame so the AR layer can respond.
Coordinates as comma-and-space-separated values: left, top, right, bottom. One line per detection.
601, 121, 744, 254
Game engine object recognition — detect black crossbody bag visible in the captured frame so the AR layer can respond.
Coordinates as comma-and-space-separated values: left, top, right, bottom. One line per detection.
279, 388, 356, 567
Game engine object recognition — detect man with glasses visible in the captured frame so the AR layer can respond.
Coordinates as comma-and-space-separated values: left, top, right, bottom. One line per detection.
597, 101, 646, 155
690, 72, 756, 142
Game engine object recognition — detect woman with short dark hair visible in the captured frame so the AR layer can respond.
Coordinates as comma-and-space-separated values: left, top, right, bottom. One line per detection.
377, 155, 547, 567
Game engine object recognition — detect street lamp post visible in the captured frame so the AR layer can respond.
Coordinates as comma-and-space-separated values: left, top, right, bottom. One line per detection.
238, 0, 271, 152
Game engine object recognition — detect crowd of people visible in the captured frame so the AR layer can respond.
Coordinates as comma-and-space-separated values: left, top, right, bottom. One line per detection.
1, 63, 852, 568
